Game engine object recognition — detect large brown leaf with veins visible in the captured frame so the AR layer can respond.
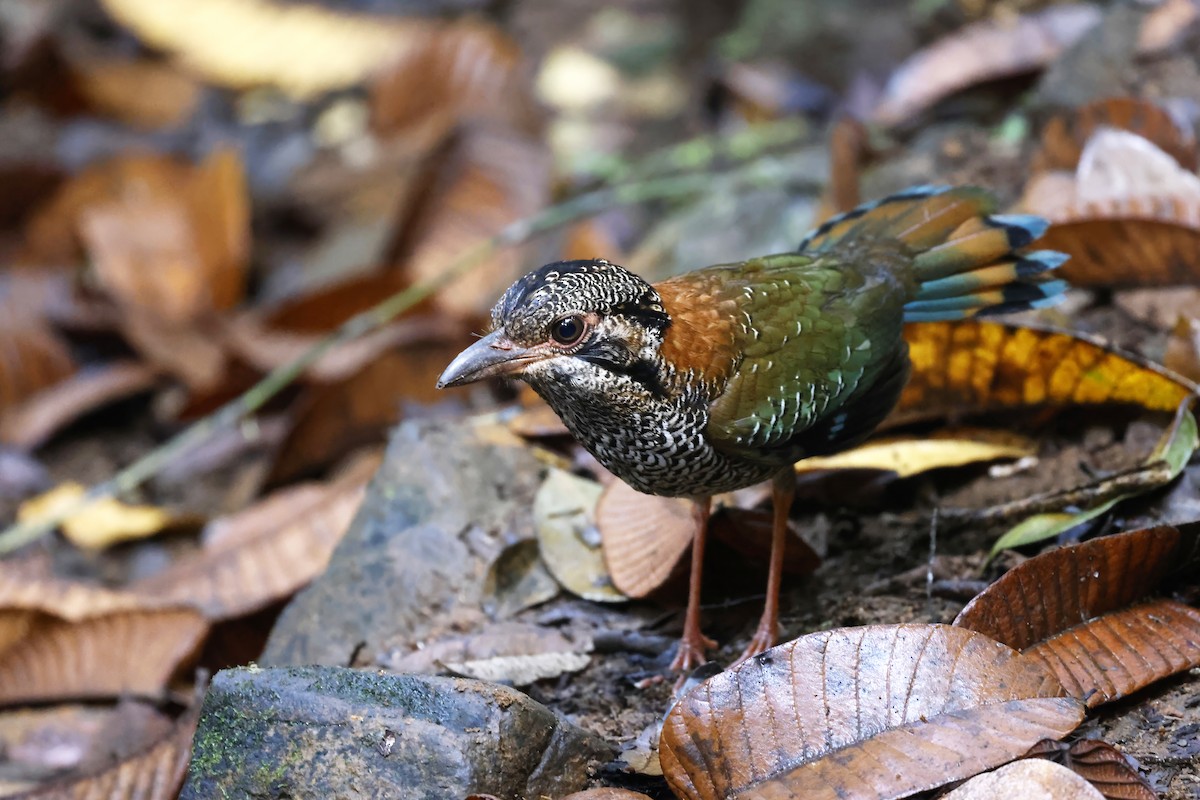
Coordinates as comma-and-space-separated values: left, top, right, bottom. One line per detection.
660, 624, 1083, 800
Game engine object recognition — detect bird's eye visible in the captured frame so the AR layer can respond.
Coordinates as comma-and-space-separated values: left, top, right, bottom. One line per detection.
551, 315, 586, 345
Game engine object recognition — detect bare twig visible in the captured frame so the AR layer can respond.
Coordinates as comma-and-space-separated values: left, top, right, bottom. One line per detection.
0, 121, 815, 555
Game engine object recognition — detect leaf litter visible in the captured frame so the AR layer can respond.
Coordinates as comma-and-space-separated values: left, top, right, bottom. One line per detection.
2, 0, 1200, 798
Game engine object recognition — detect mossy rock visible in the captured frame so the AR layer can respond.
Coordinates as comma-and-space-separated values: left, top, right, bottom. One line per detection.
182, 666, 611, 800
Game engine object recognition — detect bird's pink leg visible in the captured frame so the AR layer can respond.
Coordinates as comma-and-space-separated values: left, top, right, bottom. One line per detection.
736, 470, 794, 663
669, 495, 715, 673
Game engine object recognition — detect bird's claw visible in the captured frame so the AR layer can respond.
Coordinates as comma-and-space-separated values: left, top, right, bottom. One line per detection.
734, 623, 777, 666
669, 630, 716, 674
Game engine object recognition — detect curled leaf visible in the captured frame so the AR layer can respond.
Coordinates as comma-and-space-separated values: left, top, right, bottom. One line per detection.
1025, 738, 1159, 800
660, 624, 1083, 800
941, 759, 1105, 800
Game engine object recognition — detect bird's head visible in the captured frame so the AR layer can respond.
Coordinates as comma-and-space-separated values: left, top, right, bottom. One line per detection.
437, 259, 671, 396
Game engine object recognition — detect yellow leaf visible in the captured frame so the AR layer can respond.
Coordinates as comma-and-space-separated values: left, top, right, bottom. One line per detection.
795, 431, 1037, 478
18, 483, 177, 550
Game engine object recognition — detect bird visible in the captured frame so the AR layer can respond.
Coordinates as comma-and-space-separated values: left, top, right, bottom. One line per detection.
437, 185, 1067, 673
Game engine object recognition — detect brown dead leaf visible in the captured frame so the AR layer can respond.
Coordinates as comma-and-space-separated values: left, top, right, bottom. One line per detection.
116, 312, 225, 392
660, 624, 1084, 800
259, 270, 414, 333
0, 566, 149, 622
382, 622, 591, 685
1026, 738, 1158, 800
942, 759, 1105, 800
385, 123, 552, 319
597, 479, 695, 600
79, 148, 248, 326
823, 116, 867, 220
266, 342, 462, 484
0, 609, 207, 704
131, 456, 374, 620
1138, 0, 1200, 53
956, 523, 1200, 708
559, 791, 655, 800
1034, 196, 1200, 288
0, 361, 157, 450
0, 321, 75, 415
1034, 97, 1197, 174
13, 704, 198, 800
892, 321, 1195, 428
873, 6, 1102, 126
70, 57, 201, 129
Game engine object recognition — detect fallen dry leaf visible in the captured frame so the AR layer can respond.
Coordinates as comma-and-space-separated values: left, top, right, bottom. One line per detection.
660, 624, 1084, 800
0, 566, 149, 622
1034, 97, 1197, 174
558, 791, 655, 800
0, 609, 207, 704
131, 456, 374, 619
794, 429, 1036, 478
266, 341, 463, 484
0, 361, 157, 450
118, 311, 225, 393
0, 321, 75, 415
536, 468, 626, 603
384, 123, 552, 319
1026, 738, 1158, 800
597, 479, 695, 600
708, 507, 820, 578
873, 6, 1102, 126
79, 148, 248, 326
941, 758, 1105, 800
893, 321, 1195, 427
16, 482, 190, 550
957, 523, 1200, 708
13, 704, 198, 800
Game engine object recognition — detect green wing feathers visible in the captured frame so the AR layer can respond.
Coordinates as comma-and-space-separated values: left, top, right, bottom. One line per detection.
704, 185, 1067, 465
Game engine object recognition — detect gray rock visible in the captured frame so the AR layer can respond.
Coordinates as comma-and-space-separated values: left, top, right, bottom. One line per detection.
260, 418, 544, 667
181, 666, 612, 800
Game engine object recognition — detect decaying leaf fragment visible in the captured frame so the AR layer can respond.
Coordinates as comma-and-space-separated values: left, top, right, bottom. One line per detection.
660, 624, 1083, 800
536, 469, 626, 603
958, 523, 1200, 708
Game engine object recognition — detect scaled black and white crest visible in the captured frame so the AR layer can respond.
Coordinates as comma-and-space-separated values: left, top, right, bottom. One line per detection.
492, 259, 669, 342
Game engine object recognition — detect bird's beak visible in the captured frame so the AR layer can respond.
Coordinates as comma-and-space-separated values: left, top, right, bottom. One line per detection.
437, 329, 534, 388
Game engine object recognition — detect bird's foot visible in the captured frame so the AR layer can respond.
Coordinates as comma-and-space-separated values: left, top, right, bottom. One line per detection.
734, 621, 777, 666
669, 629, 716, 674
